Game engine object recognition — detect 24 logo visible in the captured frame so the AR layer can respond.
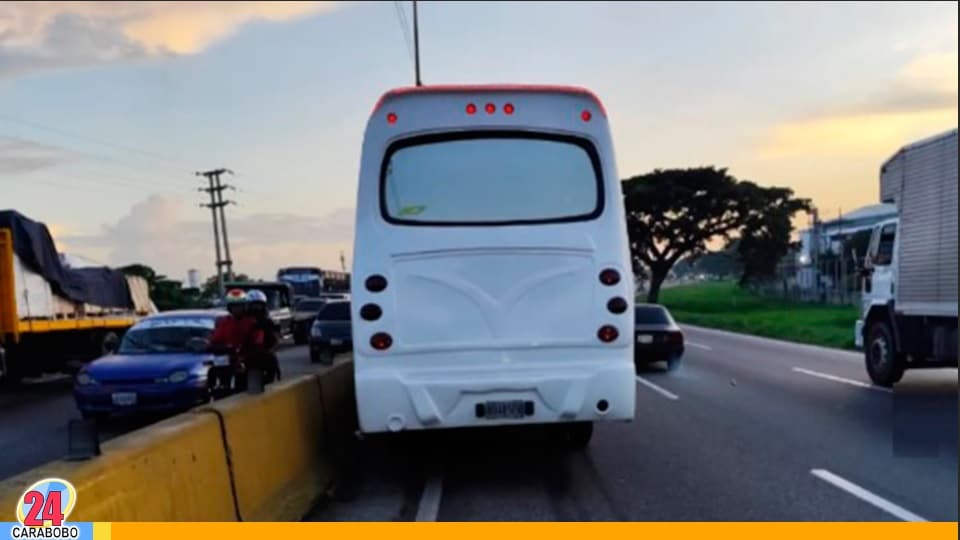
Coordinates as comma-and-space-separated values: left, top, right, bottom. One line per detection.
12, 478, 79, 539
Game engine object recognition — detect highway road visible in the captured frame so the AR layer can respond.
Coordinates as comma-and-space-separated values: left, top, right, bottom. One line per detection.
308, 326, 958, 522
0, 344, 321, 481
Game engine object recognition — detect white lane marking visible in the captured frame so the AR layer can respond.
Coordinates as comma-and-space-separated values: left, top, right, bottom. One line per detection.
686, 341, 712, 351
636, 376, 679, 400
792, 367, 893, 394
415, 468, 444, 522
682, 324, 862, 361
811, 469, 927, 522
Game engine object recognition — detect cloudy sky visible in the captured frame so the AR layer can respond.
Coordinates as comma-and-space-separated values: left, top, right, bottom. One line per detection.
1, 1, 956, 281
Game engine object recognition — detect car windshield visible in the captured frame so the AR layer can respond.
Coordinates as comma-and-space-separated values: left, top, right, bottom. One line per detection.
317, 302, 351, 321
118, 319, 215, 355
635, 306, 672, 325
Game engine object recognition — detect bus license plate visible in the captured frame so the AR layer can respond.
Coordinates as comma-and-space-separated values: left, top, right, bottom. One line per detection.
112, 392, 137, 406
484, 400, 525, 420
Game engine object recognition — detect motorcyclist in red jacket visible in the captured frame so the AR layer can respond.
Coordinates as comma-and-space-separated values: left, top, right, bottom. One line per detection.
208, 288, 257, 392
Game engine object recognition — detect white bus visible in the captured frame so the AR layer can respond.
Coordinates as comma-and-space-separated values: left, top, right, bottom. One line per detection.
351, 85, 635, 446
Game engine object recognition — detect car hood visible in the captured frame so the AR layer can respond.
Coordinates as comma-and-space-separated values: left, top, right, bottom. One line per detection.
84, 353, 212, 380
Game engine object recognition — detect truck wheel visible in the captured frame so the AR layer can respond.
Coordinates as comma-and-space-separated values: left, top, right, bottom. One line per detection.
865, 321, 905, 387
294, 328, 308, 346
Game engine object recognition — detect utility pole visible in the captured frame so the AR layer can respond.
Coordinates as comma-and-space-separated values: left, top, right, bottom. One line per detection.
340, 251, 346, 272
413, 0, 422, 86
197, 168, 236, 297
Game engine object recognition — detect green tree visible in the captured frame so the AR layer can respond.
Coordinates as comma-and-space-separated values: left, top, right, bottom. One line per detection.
734, 183, 811, 286
623, 167, 809, 301
622, 167, 744, 302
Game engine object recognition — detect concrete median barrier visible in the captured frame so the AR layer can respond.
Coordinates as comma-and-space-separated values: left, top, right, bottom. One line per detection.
206, 374, 332, 521
0, 411, 236, 521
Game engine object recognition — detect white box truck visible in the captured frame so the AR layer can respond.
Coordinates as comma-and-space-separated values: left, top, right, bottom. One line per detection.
855, 128, 958, 386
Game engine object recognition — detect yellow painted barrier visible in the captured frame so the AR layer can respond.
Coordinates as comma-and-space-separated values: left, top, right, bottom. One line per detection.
0, 412, 236, 522
207, 374, 332, 522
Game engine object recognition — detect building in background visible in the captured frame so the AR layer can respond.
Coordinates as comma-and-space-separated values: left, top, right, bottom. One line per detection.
795, 203, 898, 294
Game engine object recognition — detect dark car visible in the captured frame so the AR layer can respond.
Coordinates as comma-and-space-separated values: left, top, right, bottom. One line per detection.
74, 310, 230, 420
633, 303, 684, 371
292, 297, 330, 345
309, 300, 352, 365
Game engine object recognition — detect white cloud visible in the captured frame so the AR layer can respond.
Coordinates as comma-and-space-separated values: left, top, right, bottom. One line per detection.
0, 1, 338, 78
62, 195, 354, 281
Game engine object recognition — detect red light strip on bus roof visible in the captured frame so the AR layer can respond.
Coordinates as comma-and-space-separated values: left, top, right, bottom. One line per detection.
371, 84, 608, 117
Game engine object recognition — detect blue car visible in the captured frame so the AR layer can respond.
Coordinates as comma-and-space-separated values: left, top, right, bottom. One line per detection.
74, 310, 230, 420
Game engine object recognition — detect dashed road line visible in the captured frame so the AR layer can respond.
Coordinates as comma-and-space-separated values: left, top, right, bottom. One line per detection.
415, 467, 444, 521
636, 376, 679, 400
686, 341, 712, 351
792, 367, 892, 393
811, 469, 926, 522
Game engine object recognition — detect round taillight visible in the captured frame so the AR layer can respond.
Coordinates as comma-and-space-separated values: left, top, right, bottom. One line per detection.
599, 268, 620, 286
598, 325, 619, 343
485, 103, 496, 114
581, 110, 592, 122
503, 103, 515, 115
607, 297, 628, 314
365, 274, 387, 293
466, 103, 477, 115
360, 303, 382, 321
386, 112, 398, 124
371, 332, 393, 350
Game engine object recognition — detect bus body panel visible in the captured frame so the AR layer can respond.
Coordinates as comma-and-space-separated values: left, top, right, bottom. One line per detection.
352, 85, 635, 433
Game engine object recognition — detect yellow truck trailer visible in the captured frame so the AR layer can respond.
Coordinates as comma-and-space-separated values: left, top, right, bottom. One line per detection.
1, 211, 155, 383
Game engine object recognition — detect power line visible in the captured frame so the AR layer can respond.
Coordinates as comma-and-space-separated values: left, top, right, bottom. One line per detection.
0, 133, 194, 187
393, 1, 415, 66
0, 112, 197, 175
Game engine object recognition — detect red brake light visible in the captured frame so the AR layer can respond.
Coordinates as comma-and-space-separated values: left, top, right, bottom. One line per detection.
598, 325, 619, 343
485, 103, 496, 114
581, 110, 592, 122
667, 331, 684, 345
386, 112, 398, 124
599, 268, 621, 286
371, 332, 393, 351
466, 103, 477, 115
503, 103, 515, 115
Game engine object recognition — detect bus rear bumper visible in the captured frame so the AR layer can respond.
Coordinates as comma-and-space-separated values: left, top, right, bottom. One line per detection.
355, 360, 636, 433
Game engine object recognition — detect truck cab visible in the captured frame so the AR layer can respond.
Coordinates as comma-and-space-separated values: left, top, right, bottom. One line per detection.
855, 218, 898, 349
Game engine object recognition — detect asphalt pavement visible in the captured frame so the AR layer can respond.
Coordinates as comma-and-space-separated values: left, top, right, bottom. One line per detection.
307, 327, 958, 522
0, 344, 320, 481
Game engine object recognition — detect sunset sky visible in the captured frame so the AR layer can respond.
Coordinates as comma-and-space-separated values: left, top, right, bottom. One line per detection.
1, 1, 957, 281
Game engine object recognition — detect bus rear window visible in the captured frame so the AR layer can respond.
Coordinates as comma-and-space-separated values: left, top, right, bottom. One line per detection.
381, 132, 603, 225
